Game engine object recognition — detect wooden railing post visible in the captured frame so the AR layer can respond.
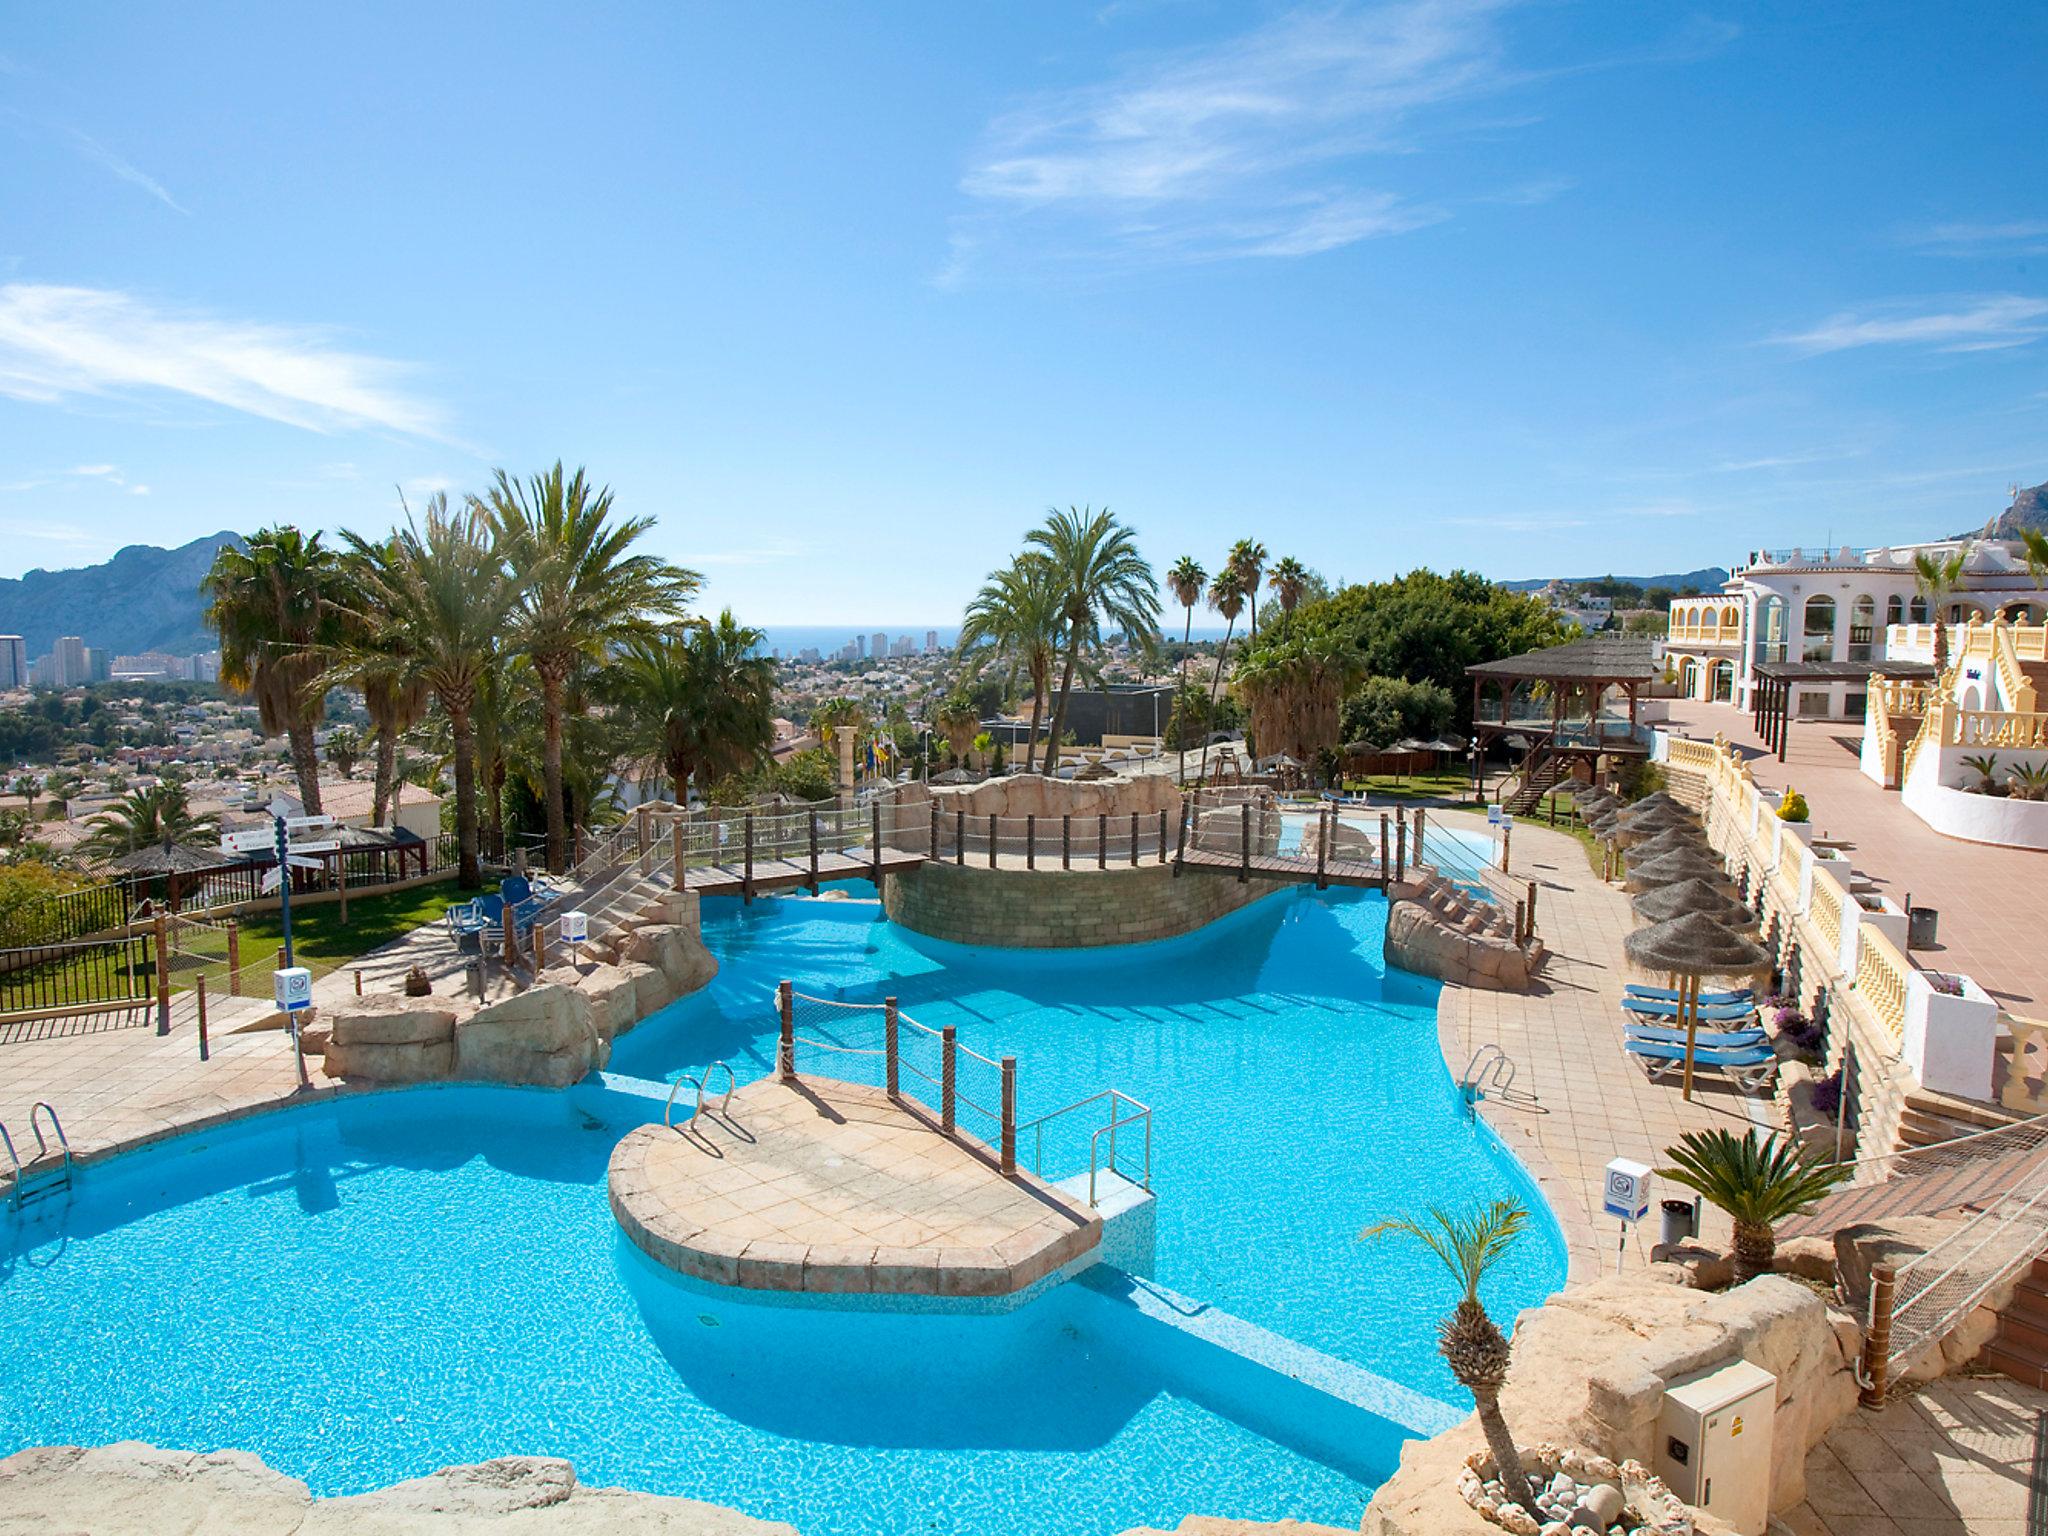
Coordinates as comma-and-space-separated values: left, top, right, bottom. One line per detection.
778, 980, 795, 1082
1861, 1263, 1896, 1407
354, 968, 364, 996
1062, 814, 1072, 869
809, 812, 821, 892
1097, 813, 1108, 869
227, 919, 241, 997
1379, 814, 1390, 887
1174, 801, 1189, 874
532, 922, 546, 973
1316, 807, 1329, 889
929, 803, 940, 861
1158, 809, 1168, 864
1000, 1055, 1017, 1175
872, 803, 884, 888
336, 856, 349, 925
1515, 898, 1527, 946
941, 1025, 958, 1134
672, 820, 685, 889
1527, 879, 1539, 937
1129, 811, 1140, 867
154, 908, 170, 1036
1502, 822, 1513, 875
956, 809, 966, 866
1239, 803, 1251, 883
988, 813, 998, 869
196, 975, 210, 1061
1414, 808, 1427, 866
885, 995, 900, 1099
1027, 814, 1037, 870
1395, 811, 1407, 883
743, 812, 755, 902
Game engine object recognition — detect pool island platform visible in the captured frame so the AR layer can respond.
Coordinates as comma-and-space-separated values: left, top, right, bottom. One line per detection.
608, 1076, 1104, 1297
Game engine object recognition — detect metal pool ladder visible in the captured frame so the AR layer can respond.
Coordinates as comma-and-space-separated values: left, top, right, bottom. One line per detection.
1459, 1045, 1519, 1111
2, 1102, 74, 1209
665, 1061, 738, 1132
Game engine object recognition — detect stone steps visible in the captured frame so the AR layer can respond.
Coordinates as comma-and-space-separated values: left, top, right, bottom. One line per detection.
1985, 1256, 2048, 1388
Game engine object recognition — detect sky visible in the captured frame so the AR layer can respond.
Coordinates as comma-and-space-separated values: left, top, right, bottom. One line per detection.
1, 1, 2044, 622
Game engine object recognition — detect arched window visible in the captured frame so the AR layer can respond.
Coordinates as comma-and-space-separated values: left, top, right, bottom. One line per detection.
1949, 600, 1986, 625
1760, 595, 1787, 663
2000, 601, 2039, 623
1909, 595, 1929, 624
1885, 595, 1904, 629
1848, 595, 1876, 662
1802, 594, 1837, 661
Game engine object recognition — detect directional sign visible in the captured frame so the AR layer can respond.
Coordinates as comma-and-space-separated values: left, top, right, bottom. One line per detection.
290, 840, 341, 855
222, 828, 282, 854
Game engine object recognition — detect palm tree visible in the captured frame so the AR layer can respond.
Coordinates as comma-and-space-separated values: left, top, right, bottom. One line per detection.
363, 669, 430, 827
1228, 538, 1268, 635
341, 496, 516, 888
9, 774, 42, 820
1166, 557, 1207, 783
1657, 1128, 1851, 1282
2019, 529, 2048, 603
42, 770, 82, 817
1913, 546, 1971, 671
933, 694, 983, 766
480, 462, 701, 873
607, 613, 777, 802
204, 526, 348, 816
1201, 568, 1248, 781
1268, 556, 1309, 615
82, 782, 220, 858
1363, 1200, 1536, 1511
1027, 507, 1162, 778
959, 556, 1065, 774
324, 725, 363, 780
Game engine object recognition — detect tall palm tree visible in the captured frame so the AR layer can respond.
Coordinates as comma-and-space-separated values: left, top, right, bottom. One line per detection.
203, 526, 348, 815
341, 496, 516, 888
1027, 507, 1162, 777
480, 462, 701, 873
1228, 538, 1268, 635
82, 782, 220, 858
1267, 556, 1309, 615
1363, 1200, 1536, 1511
1166, 557, 1207, 783
933, 694, 983, 766
1201, 568, 1248, 782
363, 669, 430, 827
1658, 1129, 1850, 1282
959, 555, 1065, 774
1913, 546, 1971, 671
9, 774, 42, 820
606, 613, 777, 802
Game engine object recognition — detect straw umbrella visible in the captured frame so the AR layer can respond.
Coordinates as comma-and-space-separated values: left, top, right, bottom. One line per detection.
1622, 849, 1734, 892
1624, 912, 1773, 1100
1631, 877, 1755, 928
1625, 826, 1712, 863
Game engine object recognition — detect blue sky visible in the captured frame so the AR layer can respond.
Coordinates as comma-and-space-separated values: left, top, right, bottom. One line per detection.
1, 2, 2043, 621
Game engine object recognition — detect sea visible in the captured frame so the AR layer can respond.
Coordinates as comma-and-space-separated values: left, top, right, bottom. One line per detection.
757, 622, 1233, 659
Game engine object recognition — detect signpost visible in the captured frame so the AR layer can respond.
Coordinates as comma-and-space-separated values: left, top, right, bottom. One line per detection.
223, 801, 336, 1093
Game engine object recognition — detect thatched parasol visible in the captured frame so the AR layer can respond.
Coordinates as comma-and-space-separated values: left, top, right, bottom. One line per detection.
1615, 797, 1698, 829
1343, 739, 1382, 756
1630, 878, 1754, 927
1618, 790, 1693, 819
1621, 825, 1711, 860
1621, 849, 1733, 891
1624, 911, 1774, 1100
105, 839, 224, 875
1072, 760, 1118, 781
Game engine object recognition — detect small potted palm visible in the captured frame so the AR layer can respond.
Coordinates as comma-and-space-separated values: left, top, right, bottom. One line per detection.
1657, 1128, 1851, 1282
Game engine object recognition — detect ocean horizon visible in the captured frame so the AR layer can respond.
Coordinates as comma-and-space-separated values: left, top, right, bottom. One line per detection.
757, 622, 1235, 657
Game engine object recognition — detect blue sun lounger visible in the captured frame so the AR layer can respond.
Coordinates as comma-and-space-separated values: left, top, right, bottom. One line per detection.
1624, 1036, 1776, 1090
1625, 1021, 1767, 1050
1622, 995, 1758, 1023
1625, 983, 1754, 1007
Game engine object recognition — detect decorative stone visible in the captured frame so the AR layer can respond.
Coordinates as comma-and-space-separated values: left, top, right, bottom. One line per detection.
1569, 1481, 1624, 1529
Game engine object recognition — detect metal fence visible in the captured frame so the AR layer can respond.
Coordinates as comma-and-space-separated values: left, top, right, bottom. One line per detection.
0, 932, 157, 1016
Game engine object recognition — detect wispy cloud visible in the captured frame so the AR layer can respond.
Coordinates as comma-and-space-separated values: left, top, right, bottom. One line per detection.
695, 537, 810, 567
1903, 220, 2048, 258
1771, 296, 2048, 355
65, 128, 187, 214
0, 284, 451, 438
1710, 448, 1863, 473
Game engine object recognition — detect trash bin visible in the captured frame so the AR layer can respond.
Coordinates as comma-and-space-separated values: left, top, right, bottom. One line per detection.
1661, 1198, 1698, 1247
1907, 906, 1939, 950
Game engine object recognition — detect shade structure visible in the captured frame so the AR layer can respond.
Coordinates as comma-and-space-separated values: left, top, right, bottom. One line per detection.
104, 838, 226, 875
1343, 739, 1382, 756
1620, 790, 1694, 819
1630, 878, 1754, 927
1615, 798, 1699, 831
1624, 910, 1775, 1102
1621, 825, 1712, 860
1622, 849, 1734, 891
1393, 737, 1431, 754
1424, 736, 1467, 753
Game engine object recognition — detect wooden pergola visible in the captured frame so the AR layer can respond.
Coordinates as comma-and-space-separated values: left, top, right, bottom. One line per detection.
1751, 659, 1938, 762
1466, 634, 1660, 795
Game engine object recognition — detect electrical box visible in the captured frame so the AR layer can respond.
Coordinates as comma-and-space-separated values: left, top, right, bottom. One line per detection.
563, 909, 590, 944
273, 966, 313, 1014
1656, 1358, 1776, 1535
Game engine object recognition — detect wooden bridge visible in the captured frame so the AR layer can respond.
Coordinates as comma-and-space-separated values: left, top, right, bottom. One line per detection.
1173, 845, 1390, 889
683, 846, 930, 900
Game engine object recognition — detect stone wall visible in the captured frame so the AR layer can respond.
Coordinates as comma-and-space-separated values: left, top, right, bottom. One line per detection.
882, 860, 1283, 949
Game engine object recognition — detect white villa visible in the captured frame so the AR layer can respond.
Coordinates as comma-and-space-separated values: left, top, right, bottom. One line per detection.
1665, 538, 2048, 721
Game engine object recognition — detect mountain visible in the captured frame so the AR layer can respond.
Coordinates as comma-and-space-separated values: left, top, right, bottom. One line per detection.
0, 532, 244, 657
1498, 567, 1730, 595
1957, 480, 2048, 540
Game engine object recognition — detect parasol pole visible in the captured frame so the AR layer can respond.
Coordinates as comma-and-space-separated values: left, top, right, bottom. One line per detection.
1680, 971, 1699, 1102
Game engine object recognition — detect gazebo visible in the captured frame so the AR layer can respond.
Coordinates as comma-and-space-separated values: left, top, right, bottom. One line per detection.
1465, 634, 1660, 806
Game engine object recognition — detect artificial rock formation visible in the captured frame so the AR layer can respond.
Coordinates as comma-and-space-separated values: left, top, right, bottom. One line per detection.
319, 993, 459, 1082
1382, 871, 1545, 992
926, 772, 1180, 822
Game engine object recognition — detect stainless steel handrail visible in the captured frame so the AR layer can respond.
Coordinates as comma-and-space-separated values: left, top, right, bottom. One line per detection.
1020, 1087, 1154, 1205
663, 1060, 737, 1131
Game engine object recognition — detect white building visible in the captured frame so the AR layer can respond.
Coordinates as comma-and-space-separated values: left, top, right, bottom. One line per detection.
1666, 538, 2048, 721
0, 636, 23, 690
52, 635, 87, 687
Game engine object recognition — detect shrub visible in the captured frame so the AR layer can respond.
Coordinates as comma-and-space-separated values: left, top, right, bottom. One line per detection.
1809, 1070, 1842, 1118
1777, 787, 1809, 822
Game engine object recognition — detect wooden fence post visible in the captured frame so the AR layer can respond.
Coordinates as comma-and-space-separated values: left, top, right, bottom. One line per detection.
354, 968, 364, 996
1000, 1055, 1017, 1175
743, 812, 755, 903
154, 908, 170, 1036
778, 980, 795, 1082
988, 813, 998, 869
1861, 1263, 1896, 1407
941, 1025, 958, 1134
1129, 811, 1140, 868
1027, 814, 1037, 870
227, 919, 241, 997
532, 922, 546, 973
1527, 879, 1539, 938
336, 856, 349, 925
1062, 814, 1072, 869
1239, 804, 1250, 883
929, 803, 940, 861
956, 809, 966, 866
1098, 814, 1108, 869
196, 975, 210, 1061
1158, 809, 1168, 865
1379, 814, 1390, 887
809, 813, 821, 893
1395, 811, 1407, 883
672, 820, 685, 890
1316, 807, 1329, 889
1414, 808, 1427, 867
885, 996, 900, 1099
1502, 822, 1513, 875
1174, 801, 1189, 874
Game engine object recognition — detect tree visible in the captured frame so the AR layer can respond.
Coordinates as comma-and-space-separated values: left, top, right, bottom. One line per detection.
1341, 675, 1456, 746
1027, 507, 1162, 778
1363, 1200, 1536, 1510
81, 782, 221, 858
324, 725, 363, 780
2019, 529, 2048, 597
1228, 539, 1268, 635
1657, 1128, 1851, 1282
933, 694, 983, 764
341, 496, 516, 889
606, 613, 778, 803
1267, 556, 1308, 615
1202, 568, 1248, 780
9, 774, 42, 820
1232, 622, 1365, 764
203, 526, 348, 815
1166, 556, 1207, 782
1913, 547, 1971, 671
363, 668, 430, 827
42, 770, 82, 817
480, 462, 701, 872
959, 555, 1064, 774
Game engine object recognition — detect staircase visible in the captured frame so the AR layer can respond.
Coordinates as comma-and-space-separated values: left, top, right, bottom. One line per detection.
1984, 1254, 2048, 1387
1505, 750, 1566, 815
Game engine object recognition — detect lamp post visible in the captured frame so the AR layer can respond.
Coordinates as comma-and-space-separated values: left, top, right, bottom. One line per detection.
1468, 736, 1481, 803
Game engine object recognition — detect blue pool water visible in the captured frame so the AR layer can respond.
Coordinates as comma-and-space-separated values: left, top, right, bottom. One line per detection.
0, 882, 1566, 1536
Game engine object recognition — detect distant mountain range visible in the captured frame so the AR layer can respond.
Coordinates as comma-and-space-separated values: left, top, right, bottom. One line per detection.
1498, 568, 1730, 595
0, 532, 243, 657
1956, 480, 2048, 540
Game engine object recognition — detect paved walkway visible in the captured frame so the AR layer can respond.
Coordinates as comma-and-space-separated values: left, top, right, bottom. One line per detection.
1444, 817, 1775, 1277
1665, 700, 2048, 1015
1780, 1376, 2048, 1534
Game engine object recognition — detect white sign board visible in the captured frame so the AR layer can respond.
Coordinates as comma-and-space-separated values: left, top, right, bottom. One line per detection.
1603, 1156, 1653, 1222
222, 828, 281, 854
273, 966, 314, 1014
562, 909, 590, 944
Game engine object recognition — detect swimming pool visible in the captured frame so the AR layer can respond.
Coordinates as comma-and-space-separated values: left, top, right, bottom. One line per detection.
1273, 807, 1498, 897
0, 881, 1565, 1536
